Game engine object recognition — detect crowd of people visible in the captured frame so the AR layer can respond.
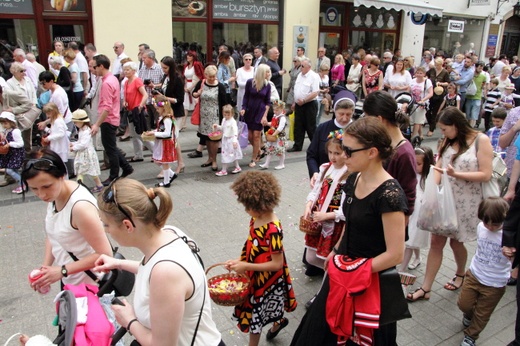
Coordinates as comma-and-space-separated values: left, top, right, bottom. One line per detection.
4, 40, 520, 346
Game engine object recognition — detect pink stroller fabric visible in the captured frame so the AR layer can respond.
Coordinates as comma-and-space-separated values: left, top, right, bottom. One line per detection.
62, 283, 114, 346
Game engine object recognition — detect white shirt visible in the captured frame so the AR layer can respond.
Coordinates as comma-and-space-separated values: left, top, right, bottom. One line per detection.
46, 116, 70, 163
21, 59, 38, 89
50, 86, 71, 123
294, 69, 320, 102
469, 222, 511, 287
112, 52, 128, 76
384, 69, 412, 98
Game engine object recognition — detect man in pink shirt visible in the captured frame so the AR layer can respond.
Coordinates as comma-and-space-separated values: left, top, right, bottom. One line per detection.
91, 54, 133, 185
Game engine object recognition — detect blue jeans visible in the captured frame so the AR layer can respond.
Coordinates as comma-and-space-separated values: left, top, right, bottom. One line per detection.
5, 168, 20, 182
465, 98, 481, 120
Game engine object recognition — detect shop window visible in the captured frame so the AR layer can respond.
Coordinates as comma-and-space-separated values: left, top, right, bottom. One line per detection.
49, 24, 85, 47
424, 17, 484, 58
350, 31, 394, 57
0, 19, 38, 73
350, 6, 398, 30
211, 22, 278, 60
172, 22, 207, 64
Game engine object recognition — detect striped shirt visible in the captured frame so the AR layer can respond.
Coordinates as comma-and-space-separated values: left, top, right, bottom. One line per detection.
485, 87, 501, 112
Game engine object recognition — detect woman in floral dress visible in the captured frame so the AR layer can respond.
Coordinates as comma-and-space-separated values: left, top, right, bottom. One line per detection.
362, 57, 383, 98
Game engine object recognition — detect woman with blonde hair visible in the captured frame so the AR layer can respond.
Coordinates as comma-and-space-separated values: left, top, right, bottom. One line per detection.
236, 53, 255, 112
404, 56, 415, 77
330, 54, 345, 88
240, 64, 271, 167
93, 178, 224, 346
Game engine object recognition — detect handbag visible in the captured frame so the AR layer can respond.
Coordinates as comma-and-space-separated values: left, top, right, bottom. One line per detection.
190, 79, 205, 126
15, 106, 41, 131
417, 166, 459, 233
238, 116, 249, 149
342, 173, 411, 325
475, 134, 502, 198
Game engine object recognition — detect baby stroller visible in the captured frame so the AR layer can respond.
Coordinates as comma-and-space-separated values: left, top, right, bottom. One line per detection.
395, 92, 422, 148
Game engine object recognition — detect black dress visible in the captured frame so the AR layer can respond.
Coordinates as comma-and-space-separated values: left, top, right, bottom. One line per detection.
291, 174, 408, 346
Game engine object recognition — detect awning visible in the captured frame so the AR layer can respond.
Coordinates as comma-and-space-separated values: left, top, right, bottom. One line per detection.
353, 0, 443, 17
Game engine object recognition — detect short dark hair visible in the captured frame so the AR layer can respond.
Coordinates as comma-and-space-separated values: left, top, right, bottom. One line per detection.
478, 197, 509, 224
491, 107, 507, 120
84, 43, 96, 52
344, 117, 393, 161
39, 71, 55, 83
139, 43, 150, 50
94, 54, 111, 69
21, 148, 68, 187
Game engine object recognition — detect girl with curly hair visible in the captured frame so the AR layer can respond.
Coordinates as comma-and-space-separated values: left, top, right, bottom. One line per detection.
225, 171, 297, 346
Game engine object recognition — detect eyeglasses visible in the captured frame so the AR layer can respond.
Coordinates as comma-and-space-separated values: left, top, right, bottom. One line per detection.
22, 158, 56, 174
19, 69, 26, 73
293, 60, 298, 62
341, 145, 371, 158
244, 58, 252, 61
113, 46, 121, 49
102, 178, 136, 227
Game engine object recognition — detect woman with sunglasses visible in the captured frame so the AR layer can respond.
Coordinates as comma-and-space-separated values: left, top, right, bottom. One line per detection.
20, 148, 112, 292
93, 178, 224, 346
291, 117, 407, 345
236, 53, 254, 112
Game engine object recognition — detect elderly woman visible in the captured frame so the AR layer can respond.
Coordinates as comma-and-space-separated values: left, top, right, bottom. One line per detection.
241, 64, 271, 167
426, 57, 451, 136
236, 53, 255, 112
192, 65, 227, 171
63, 48, 84, 112
345, 53, 362, 99
48, 56, 72, 98
498, 65, 513, 93
3, 61, 38, 153
121, 61, 151, 163
285, 56, 302, 109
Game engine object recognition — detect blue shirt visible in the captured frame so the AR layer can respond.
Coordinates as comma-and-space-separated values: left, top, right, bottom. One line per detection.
455, 65, 475, 93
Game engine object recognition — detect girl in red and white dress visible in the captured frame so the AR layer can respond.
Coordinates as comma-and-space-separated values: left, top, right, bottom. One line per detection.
146, 96, 178, 188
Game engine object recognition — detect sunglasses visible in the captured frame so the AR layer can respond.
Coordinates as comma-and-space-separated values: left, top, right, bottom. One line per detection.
341, 145, 371, 158
22, 158, 57, 174
102, 178, 136, 227
19, 69, 26, 73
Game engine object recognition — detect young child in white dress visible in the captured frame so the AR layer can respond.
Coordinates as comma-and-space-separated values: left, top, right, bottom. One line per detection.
41, 102, 69, 166
69, 109, 103, 193
399, 146, 434, 272
260, 100, 287, 170
214, 104, 243, 176
145, 96, 178, 188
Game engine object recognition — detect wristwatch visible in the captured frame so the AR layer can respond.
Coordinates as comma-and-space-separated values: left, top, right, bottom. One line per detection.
61, 265, 68, 278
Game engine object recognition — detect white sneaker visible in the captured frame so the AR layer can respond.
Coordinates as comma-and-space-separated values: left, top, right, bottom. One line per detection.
231, 167, 242, 174
408, 257, 421, 270
259, 164, 268, 170
274, 165, 285, 170
215, 170, 228, 176
460, 335, 475, 346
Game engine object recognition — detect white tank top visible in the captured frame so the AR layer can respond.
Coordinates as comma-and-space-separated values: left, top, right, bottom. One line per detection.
134, 226, 221, 345
45, 184, 99, 286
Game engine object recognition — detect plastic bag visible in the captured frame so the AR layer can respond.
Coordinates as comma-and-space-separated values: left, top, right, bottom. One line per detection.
417, 166, 458, 233
238, 117, 249, 149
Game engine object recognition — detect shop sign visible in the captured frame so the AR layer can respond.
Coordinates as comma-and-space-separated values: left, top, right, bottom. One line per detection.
325, 7, 339, 24
447, 20, 465, 33
293, 26, 308, 58
213, 0, 279, 22
0, 0, 33, 14
53, 36, 81, 43
469, 0, 490, 5
485, 34, 498, 58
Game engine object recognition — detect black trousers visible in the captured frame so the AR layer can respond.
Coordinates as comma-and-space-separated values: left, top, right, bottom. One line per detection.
100, 122, 132, 180
293, 100, 318, 150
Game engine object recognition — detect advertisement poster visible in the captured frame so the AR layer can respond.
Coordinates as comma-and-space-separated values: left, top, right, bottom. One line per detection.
213, 0, 278, 21
43, 0, 86, 12
173, 0, 207, 18
0, 0, 33, 14
293, 26, 308, 59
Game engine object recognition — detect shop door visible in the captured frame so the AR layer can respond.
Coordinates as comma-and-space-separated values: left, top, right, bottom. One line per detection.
319, 32, 342, 60
502, 32, 520, 59
42, 21, 90, 66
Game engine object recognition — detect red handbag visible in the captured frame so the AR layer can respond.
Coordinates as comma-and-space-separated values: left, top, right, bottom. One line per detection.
191, 100, 200, 125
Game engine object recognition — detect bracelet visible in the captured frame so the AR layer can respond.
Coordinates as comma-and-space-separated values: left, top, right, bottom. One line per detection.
127, 318, 139, 336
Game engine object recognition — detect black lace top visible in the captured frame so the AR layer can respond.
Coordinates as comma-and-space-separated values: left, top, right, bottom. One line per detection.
339, 173, 408, 259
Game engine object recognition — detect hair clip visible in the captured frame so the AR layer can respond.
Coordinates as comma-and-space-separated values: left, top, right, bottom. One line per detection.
327, 129, 344, 140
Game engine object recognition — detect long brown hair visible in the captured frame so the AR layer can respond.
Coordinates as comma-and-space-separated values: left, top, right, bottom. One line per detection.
438, 106, 478, 163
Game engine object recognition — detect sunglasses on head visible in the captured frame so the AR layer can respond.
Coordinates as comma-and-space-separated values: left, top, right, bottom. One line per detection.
341, 144, 371, 158
22, 158, 57, 174
102, 178, 136, 227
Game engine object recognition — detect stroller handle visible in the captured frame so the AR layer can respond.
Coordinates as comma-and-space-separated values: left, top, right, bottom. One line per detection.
97, 269, 120, 297
111, 326, 127, 346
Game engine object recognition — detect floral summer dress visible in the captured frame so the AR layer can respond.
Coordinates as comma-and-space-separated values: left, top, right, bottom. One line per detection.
363, 69, 382, 95
265, 114, 287, 156
305, 164, 346, 258
435, 140, 482, 242
233, 218, 297, 334
199, 82, 220, 136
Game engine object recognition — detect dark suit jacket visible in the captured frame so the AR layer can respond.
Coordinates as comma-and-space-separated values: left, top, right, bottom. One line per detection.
306, 119, 341, 177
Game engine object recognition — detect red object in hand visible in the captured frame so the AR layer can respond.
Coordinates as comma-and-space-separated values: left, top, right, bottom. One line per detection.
28, 269, 51, 294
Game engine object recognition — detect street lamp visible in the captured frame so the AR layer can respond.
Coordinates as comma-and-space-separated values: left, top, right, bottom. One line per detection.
514, 0, 520, 17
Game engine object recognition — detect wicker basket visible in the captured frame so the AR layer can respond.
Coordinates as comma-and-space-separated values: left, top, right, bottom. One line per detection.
208, 131, 223, 141
299, 215, 322, 236
141, 132, 155, 142
206, 263, 250, 306
265, 133, 278, 142
399, 272, 417, 286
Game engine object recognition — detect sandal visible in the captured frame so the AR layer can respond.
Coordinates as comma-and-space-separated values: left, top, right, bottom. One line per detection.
444, 274, 465, 291
248, 160, 256, 168
266, 317, 289, 340
406, 287, 430, 302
